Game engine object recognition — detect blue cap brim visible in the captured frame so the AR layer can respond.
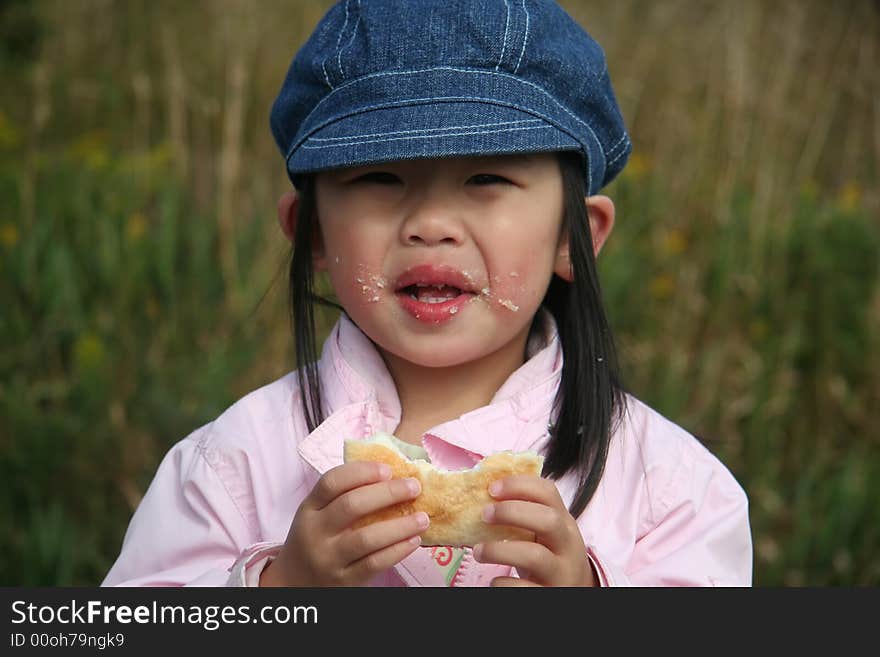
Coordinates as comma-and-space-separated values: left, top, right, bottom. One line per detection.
274, 66, 629, 194
287, 100, 581, 186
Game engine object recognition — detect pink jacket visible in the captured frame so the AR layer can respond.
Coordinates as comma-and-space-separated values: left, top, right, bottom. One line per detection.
102, 313, 752, 587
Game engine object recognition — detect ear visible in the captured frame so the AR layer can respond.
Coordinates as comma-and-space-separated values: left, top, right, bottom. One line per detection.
586, 194, 615, 255
553, 194, 616, 282
276, 189, 328, 272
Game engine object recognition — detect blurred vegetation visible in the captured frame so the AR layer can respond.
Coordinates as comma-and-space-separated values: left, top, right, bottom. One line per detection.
1, 0, 878, 586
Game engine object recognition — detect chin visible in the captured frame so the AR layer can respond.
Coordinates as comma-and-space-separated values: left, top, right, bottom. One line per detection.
380, 339, 486, 369
351, 306, 527, 370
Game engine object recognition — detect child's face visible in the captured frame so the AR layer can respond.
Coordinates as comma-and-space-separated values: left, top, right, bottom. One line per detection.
312, 153, 568, 369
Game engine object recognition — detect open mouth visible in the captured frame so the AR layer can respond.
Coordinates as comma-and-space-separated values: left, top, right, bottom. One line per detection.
400, 284, 467, 304
393, 265, 479, 323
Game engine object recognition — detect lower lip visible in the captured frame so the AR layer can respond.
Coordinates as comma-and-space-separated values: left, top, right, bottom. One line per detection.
395, 292, 475, 324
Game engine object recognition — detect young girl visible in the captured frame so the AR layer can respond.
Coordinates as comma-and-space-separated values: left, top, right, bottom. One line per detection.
103, 0, 752, 587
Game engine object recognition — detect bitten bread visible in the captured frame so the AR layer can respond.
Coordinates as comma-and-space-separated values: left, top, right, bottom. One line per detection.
343, 434, 544, 547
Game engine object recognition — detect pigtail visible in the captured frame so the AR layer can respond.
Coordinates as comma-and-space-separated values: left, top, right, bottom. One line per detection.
542, 152, 627, 518
289, 175, 340, 433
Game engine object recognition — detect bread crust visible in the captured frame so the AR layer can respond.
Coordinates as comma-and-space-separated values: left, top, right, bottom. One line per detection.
343, 439, 544, 547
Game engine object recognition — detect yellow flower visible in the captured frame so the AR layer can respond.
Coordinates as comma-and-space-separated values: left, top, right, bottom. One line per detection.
662, 229, 687, 256
749, 319, 769, 342
69, 132, 111, 171
0, 110, 21, 149
123, 143, 173, 177
625, 152, 651, 180
649, 273, 675, 300
73, 333, 106, 372
126, 212, 147, 242
0, 222, 19, 247
148, 141, 174, 170
836, 181, 862, 213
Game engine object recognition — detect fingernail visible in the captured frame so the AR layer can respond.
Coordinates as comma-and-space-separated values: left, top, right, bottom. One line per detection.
377, 464, 391, 479
473, 543, 484, 561
409, 535, 422, 546
414, 512, 430, 529
406, 477, 421, 495
489, 481, 502, 497
482, 504, 495, 522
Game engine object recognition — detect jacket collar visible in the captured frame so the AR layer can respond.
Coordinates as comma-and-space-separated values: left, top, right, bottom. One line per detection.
298, 309, 562, 472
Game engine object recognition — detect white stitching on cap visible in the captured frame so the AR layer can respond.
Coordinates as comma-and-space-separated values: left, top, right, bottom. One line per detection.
606, 137, 631, 167
300, 123, 555, 149
338, 0, 362, 79
316, 16, 336, 90
496, 0, 511, 71
296, 89, 608, 178
336, 0, 351, 78
290, 91, 600, 178
321, 62, 334, 90
302, 94, 567, 136
297, 67, 601, 146
308, 118, 542, 142
513, 0, 530, 75
605, 132, 628, 157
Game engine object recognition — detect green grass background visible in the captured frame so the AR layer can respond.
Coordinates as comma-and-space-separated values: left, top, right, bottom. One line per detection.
1, 0, 878, 586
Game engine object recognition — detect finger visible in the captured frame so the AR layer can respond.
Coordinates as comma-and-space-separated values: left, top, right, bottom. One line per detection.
337, 512, 430, 565
489, 474, 566, 510
491, 577, 542, 587
484, 499, 571, 553
324, 476, 422, 533
346, 534, 424, 583
307, 461, 392, 509
474, 540, 557, 585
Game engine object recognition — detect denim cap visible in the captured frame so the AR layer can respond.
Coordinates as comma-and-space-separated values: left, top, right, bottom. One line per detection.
270, 0, 631, 195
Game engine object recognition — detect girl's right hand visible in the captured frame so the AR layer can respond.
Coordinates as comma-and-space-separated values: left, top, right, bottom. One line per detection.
259, 461, 429, 586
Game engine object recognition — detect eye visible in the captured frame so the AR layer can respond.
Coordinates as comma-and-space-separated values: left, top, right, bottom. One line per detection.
468, 174, 513, 185
353, 172, 401, 185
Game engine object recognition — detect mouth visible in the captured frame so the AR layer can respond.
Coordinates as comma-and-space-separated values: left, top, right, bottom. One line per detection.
393, 265, 479, 322
399, 283, 468, 304
394, 265, 477, 298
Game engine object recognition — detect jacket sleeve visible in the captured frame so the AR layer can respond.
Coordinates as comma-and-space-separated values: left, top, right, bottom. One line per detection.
101, 425, 281, 587
589, 440, 753, 587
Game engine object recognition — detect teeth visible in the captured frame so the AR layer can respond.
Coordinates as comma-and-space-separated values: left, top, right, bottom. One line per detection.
411, 283, 464, 290
403, 283, 465, 304
408, 291, 454, 304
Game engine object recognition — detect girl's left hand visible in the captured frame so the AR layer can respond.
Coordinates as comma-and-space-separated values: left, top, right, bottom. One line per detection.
473, 474, 597, 587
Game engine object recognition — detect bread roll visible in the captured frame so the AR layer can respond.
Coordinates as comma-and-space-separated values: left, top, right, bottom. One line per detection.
343, 433, 544, 547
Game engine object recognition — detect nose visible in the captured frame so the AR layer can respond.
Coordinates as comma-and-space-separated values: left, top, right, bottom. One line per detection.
399, 187, 466, 248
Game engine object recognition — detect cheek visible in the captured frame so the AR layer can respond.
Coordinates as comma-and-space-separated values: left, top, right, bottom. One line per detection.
478, 233, 558, 314
319, 223, 388, 307
326, 262, 388, 308
352, 263, 390, 306
478, 264, 552, 315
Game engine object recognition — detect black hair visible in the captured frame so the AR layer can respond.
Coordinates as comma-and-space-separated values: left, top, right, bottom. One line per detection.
288, 151, 626, 518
